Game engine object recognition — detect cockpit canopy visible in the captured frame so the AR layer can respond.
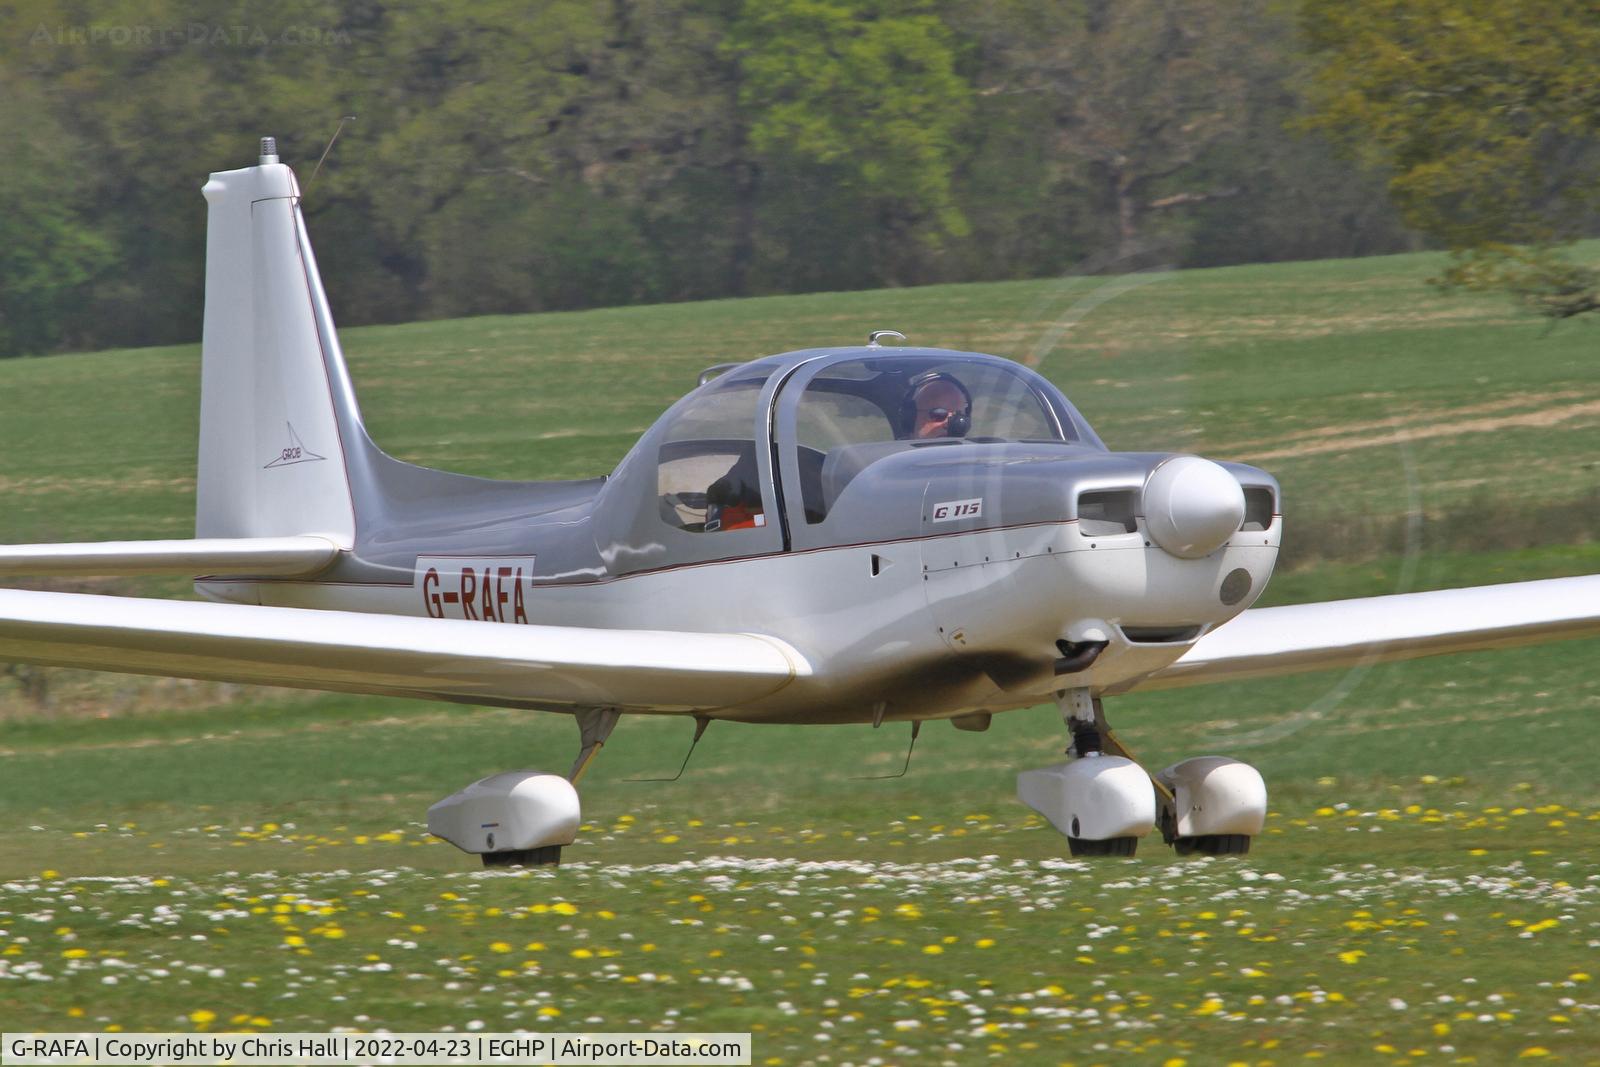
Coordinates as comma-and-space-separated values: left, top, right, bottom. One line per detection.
598, 349, 1104, 575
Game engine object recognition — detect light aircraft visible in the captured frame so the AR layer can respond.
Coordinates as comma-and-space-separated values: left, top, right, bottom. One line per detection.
3, 139, 1598, 866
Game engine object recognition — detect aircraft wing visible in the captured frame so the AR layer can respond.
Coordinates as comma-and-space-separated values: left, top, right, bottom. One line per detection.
1132, 575, 1600, 692
0, 536, 341, 577
0, 588, 809, 712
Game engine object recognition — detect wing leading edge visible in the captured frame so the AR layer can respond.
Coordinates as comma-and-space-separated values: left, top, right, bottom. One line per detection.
0, 588, 809, 712
1134, 575, 1600, 692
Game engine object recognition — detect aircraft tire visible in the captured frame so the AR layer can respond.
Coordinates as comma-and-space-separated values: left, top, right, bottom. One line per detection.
1173, 834, 1251, 857
482, 844, 563, 868
1066, 835, 1138, 857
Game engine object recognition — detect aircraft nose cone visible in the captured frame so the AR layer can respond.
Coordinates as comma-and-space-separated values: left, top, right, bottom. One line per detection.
1143, 456, 1245, 559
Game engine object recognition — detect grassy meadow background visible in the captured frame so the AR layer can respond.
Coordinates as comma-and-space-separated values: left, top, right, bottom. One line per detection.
1, 248, 1598, 1063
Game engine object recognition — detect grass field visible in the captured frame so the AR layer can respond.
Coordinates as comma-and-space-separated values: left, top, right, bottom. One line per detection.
2, 249, 1598, 1062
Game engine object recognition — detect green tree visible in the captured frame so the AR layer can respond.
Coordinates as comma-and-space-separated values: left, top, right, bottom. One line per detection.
361, 1, 753, 314
1176, 1, 1418, 268
0, 84, 113, 354
965, 0, 1260, 267
0, 0, 369, 353
1301, 0, 1600, 317
729, 0, 972, 284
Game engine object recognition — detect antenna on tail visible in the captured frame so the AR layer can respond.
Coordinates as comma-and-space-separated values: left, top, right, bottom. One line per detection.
307, 116, 357, 192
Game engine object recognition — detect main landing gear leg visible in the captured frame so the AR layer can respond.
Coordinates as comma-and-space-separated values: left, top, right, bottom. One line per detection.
570, 707, 622, 784
427, 707, 621, 869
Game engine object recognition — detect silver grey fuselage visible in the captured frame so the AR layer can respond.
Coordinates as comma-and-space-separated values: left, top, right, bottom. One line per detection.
199, 347, 1281, 724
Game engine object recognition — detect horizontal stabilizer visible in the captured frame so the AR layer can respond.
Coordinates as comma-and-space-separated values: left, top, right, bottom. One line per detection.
1136, 575, 1600, 691
0, 536, 340, 577
0, 588, 808, 712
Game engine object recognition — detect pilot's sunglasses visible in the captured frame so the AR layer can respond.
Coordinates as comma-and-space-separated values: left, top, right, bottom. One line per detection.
919, 407, 968, 422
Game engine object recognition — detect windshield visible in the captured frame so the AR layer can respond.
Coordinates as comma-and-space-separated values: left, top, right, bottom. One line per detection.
792, 357, 1072, 523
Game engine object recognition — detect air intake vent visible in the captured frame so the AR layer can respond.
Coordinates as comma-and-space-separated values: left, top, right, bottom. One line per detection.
1121, 624, 1202, 644
1241, 487, 1275, 532
1078, 490, 1138, 536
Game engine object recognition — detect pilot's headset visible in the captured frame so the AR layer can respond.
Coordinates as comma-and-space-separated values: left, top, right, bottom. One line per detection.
899, 371, 974, 438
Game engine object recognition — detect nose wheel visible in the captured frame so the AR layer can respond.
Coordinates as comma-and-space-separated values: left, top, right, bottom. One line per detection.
1017, 688, 1267, 857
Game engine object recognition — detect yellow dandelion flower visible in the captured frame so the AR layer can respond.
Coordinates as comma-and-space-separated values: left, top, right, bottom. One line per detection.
62, 949, 89, 959
537, 1006, 561, 1017
922, 945, 943, 955
571, 948, 593, 959
490, 942, 512, 953
189, 1010, 216, 1026
976, 938, 996, 948
1519, 1049, 1550, 1060
551, 902, 579, 916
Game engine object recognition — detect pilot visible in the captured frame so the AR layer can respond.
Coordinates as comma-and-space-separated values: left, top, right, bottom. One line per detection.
901, 372, 973, 439
705, 450, 764, 531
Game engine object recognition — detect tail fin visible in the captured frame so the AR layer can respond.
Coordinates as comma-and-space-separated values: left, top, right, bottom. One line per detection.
196, 138, 361, 546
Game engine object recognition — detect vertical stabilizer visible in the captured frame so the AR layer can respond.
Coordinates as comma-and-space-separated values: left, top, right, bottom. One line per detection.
196, 141, 359, 546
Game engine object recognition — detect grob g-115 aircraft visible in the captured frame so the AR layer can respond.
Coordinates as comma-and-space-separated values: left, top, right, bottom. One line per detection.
3, 140, 1598, 866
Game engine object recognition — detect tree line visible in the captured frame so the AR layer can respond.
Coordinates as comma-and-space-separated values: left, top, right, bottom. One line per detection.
3, 0, 1592, 359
